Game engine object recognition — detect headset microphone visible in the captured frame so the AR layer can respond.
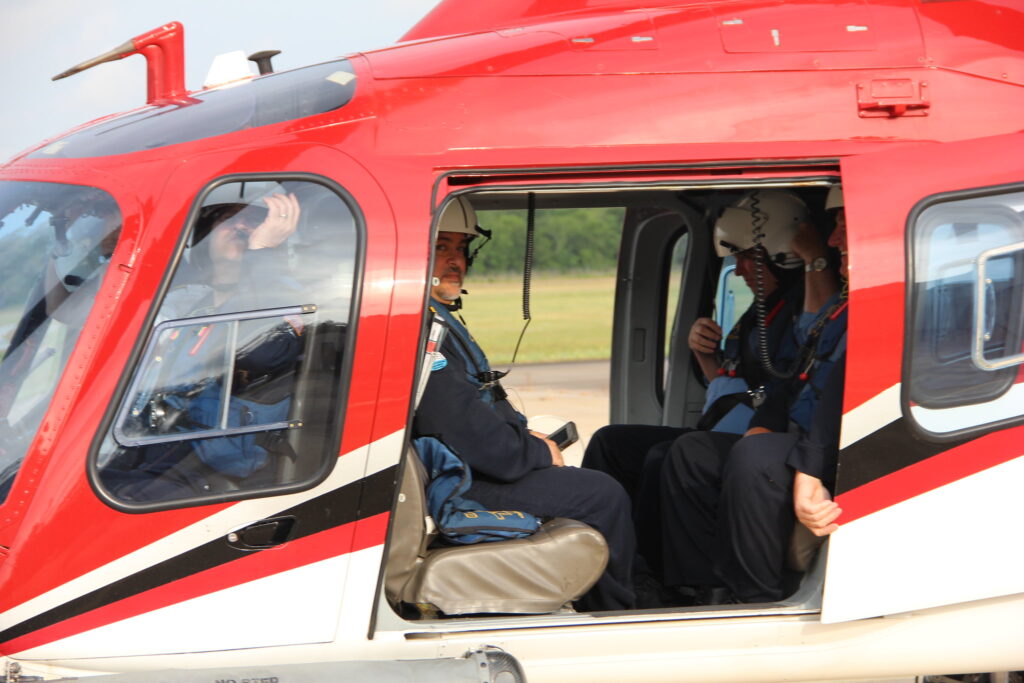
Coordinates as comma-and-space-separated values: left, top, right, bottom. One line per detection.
432, 277, 440, 286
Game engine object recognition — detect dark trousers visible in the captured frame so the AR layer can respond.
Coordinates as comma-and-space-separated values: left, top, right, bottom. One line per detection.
660, 430, 799, 602
581, 425, 690, 573
467, 465, 636, 611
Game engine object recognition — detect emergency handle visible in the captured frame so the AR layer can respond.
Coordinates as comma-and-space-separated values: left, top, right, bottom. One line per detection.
972, 239, 1024, 371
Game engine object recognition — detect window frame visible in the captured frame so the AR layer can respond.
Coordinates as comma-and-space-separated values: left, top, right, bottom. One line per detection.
112, 305, 315, 448
89, 173, 365, 512
902, 181, 1024, 442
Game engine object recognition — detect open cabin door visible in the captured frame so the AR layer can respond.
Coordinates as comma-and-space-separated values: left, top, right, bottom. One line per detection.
823, 132, 1024, 623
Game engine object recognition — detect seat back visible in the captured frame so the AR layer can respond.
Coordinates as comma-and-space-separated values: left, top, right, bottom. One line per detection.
384, 445, 435, 606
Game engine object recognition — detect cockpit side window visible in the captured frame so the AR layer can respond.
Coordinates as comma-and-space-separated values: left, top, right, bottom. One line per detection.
906, 188, 1024, 437
94, 178, 359, 509
0, 181, 122, 505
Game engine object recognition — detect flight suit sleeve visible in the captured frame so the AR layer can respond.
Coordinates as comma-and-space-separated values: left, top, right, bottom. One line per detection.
786, 354, 846, 489
413, 337, 552, 483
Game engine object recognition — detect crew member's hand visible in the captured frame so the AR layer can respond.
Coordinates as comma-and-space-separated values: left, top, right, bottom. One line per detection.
688, 317, 723, 356
531, 431, 564, 467
793, 471, 841, 536
789, 221, 828, 264
791, 221, 839, 313
249, 193, 301, 250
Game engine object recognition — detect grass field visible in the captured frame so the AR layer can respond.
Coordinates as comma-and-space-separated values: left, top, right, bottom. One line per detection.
458, 273, 617, 365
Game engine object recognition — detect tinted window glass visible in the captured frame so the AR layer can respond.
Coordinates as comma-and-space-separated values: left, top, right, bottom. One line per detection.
96, 179, 358, 507
0, 182, 122, 504
31, 60, 357, 159
713, 255, 754, 350
907, 190, 1024, 436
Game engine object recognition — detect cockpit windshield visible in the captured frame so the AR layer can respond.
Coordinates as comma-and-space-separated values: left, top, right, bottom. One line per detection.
0, 181, 121, 504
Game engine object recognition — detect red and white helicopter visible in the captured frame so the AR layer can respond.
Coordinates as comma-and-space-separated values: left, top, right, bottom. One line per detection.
1, 1, 1023, 681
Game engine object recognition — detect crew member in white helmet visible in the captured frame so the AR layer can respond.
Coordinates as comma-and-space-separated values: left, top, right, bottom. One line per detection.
414, 196, 637, 612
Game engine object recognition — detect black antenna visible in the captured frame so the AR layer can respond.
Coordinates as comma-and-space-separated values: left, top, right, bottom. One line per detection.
495, 193, 536, 380
522, 192, 535, 321
248, 50, 281, 75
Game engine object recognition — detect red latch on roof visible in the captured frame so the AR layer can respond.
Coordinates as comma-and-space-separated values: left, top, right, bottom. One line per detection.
857, 79, 930, 118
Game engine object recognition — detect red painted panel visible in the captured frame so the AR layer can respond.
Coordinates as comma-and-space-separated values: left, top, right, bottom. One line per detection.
835, 130, 1024, 511
840, 133, 1024, 413
0, 143, 396, 620
918, 0, 1024, 85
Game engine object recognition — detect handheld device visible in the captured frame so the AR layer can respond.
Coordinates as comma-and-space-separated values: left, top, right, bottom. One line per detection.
546, 421, 578, 451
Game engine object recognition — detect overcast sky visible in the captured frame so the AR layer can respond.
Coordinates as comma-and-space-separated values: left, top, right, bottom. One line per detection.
0, 0, 439, 162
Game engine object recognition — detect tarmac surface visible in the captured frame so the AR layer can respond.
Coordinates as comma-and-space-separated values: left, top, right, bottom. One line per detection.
499, 359, 611, 467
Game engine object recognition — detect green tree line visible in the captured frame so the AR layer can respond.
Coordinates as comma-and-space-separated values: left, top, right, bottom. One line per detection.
473, 208, 625, 275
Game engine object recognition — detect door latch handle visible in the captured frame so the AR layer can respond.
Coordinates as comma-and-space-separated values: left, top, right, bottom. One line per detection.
227, 516, 296, 550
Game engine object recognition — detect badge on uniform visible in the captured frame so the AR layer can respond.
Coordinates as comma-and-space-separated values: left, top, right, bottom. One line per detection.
427, 314, 448, 372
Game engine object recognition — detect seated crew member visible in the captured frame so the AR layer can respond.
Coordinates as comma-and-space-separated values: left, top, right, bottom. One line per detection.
413, 197, 636, 612
581, 190, 808, 589
101, 192, 305, 502
658, 186, 848, 604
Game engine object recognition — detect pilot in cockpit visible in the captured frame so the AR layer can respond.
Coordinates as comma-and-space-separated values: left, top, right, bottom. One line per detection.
100, 189, 307, 503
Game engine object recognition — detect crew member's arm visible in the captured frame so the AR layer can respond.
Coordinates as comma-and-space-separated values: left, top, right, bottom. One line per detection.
787, 354, 846, 536
413, 337, 555, 482
688, 317, 723, 381
790, 222, 838, 314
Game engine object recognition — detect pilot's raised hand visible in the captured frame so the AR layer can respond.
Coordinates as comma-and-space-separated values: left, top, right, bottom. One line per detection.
249, 193, 301, 250
793, 470, 841, 536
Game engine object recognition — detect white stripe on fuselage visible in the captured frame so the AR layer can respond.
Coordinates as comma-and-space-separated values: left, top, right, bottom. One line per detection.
840, 383, 901, 450
822, 453, 1024, 623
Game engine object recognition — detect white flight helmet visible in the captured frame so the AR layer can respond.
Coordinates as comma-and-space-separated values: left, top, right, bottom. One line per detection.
437, 196, 481, 236
713, 190, 807, 269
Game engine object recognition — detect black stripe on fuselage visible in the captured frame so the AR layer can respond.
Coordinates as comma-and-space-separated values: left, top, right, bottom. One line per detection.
836, 418, 970, 495
0, 465, 397, 647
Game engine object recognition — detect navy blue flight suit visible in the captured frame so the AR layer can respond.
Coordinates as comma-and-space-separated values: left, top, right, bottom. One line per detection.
659, 293, 848, 602
582, 284, 803, 573
414, 299, 636, 611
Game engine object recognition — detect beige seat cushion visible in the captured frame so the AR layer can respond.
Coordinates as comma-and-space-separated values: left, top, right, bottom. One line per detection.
406, 517, 608, 615
385, 445, 609, 615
